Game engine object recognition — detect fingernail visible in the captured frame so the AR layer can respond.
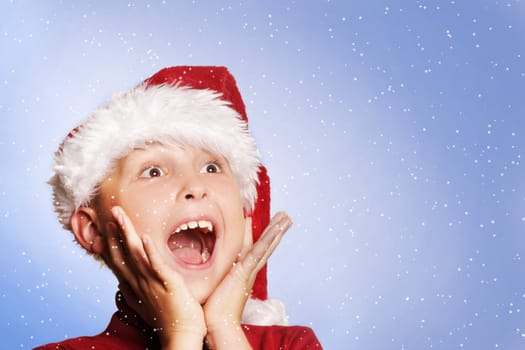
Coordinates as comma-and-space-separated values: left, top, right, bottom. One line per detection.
106, 222, 116, 236
112, 207, 123, 226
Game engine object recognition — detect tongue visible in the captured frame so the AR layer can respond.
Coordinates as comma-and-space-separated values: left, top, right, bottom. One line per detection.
173, 247, 203, 264
169, 231, 203, 265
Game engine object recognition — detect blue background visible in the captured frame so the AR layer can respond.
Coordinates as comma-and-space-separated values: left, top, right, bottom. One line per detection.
1, 1, 525, 349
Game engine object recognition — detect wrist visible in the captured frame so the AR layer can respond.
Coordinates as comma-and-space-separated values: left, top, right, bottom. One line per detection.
205, 323, 252, 350
159, 328, 206, 350
157, 321, 207, 350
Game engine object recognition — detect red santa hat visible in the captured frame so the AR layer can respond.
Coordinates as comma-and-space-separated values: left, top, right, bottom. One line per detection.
49, 66, 287, 325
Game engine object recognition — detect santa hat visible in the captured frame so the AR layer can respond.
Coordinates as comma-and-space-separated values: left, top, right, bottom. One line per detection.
49, 66, 287, 326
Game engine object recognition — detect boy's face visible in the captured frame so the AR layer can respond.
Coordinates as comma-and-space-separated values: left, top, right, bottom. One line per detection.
94, 143, 249, 303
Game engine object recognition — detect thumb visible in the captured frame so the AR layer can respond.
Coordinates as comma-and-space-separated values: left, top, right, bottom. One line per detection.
238, 216, 253, 262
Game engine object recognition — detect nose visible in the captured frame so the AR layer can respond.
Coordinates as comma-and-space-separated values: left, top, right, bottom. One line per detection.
179, 176, 207, 202
184, 191, 206, 200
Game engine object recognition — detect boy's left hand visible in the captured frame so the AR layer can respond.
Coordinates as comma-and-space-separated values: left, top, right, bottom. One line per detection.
203, 211, 292, 349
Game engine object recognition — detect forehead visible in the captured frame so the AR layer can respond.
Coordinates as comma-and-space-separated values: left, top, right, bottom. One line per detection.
115, 142, 226, 168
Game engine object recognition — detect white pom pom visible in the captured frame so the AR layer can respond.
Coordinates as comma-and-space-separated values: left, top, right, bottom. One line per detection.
241, 298, 288, 326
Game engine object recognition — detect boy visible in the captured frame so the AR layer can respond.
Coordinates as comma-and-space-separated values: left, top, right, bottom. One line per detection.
36, 66, 322, 349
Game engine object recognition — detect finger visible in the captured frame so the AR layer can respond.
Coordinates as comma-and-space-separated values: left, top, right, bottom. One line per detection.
237, 212, 292, 282
105, 221, 139, 290
141, 234, 178, 288
111, 206, 145, 258
237, 217, 253, 262
258, 211, 292, 249
109, 207, 161, 295
247, 212, 292, 274
253, 212, 291, 256
111, 206, 153, 276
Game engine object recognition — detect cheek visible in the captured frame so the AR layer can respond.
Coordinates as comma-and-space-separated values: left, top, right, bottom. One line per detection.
213, 179, 244, 206
119, 184, 170, 208
117, 188, 174, 229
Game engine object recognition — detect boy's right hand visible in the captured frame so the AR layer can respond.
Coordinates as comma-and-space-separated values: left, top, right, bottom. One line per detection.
105, 206, 206, 350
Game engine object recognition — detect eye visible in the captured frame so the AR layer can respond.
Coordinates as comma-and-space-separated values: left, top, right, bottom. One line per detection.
140, 166, 165, 178
200, 162, 221, 174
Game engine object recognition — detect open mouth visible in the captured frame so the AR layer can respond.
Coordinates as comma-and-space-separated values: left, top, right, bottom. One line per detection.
167, 219, 216, 265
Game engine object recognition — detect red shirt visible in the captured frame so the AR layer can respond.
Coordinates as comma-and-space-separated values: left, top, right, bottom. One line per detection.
34, 293, 322, 350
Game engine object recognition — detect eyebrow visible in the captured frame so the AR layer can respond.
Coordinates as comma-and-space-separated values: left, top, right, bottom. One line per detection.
117, 147, 165, 175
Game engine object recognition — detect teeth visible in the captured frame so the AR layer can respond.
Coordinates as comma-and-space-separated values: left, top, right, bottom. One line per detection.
175, 223, 188, 233
174, 220, 213, 233
201, 249, 210, 263
188, 221, 198, 229
198, 220, 213, 232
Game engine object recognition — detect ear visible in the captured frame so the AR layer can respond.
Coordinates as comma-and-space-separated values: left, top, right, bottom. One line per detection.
239, 216, 253, 260
70, 207, 105, 255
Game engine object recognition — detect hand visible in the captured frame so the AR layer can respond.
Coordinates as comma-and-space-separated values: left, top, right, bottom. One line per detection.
203, 211, 293, 349
105, 206, 206, 349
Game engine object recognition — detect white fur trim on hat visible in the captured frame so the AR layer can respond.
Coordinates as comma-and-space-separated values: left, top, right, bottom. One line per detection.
50, 83, 260, 230
241, 297, 288, 326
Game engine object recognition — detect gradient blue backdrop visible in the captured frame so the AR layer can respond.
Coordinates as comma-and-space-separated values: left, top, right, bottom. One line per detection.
1, 1, 525, 349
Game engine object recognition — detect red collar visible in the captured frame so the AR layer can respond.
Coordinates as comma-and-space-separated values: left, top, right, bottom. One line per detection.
102, 291, 161, 349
